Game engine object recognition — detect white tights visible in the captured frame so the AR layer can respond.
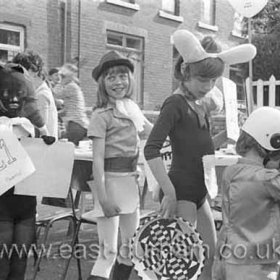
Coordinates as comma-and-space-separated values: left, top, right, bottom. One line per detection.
91, 210, 139, 278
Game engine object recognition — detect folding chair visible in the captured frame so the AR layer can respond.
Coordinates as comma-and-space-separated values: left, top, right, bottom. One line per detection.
31, 189, 80, 280
32, 158, 93, 280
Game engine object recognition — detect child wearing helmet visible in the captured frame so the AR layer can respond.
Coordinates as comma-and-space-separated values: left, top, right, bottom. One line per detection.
213, 106, 280, 280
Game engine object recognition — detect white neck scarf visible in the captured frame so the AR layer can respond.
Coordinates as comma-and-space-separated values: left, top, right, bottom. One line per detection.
115, 98, 146, 132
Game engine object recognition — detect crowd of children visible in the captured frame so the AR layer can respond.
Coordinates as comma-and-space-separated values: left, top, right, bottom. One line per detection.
2, 28, 280, 280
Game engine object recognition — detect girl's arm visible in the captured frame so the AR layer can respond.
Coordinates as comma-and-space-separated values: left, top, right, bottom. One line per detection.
146, 157, 177, 218
91, 137, 120, 217
144, 96, 180, 218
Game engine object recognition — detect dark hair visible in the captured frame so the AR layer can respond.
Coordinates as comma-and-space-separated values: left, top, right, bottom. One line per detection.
236, 130, 267, 158
48, 68, 59, 76
12, 50, 45, 78
200, 36, 222, 53
175, 57, 224, 82
189, 58, 224, 78
174, 35, 223, 81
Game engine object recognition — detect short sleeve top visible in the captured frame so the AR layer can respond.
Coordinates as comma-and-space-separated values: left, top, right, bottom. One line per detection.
87, 106, 139, 158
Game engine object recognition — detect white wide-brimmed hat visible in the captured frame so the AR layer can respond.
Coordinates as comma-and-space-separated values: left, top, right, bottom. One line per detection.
172, 29, 256, 65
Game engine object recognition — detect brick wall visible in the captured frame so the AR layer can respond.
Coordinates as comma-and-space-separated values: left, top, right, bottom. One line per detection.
1, 0, 245, 114
77, 0, 244, 109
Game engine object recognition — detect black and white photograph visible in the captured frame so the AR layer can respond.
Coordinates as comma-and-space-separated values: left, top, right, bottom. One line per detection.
1, 0, 280, 279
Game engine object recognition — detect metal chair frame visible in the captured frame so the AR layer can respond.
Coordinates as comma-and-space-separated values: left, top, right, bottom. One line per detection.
32, 189, 83, 280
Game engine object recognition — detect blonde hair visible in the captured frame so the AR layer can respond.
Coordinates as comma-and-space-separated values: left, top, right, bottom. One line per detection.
95, 65, 134, 108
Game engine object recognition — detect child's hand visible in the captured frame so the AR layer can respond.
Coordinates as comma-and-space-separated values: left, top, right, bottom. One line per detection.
160, 194, 177, 219
100, 199, 121, 218
41, 135, 56, 145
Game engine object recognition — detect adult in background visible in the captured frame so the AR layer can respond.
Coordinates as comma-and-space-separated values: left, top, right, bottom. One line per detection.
47, 67, 66, 139
55, 63, 88, 146
144, 30, 256, 280
12, 50, 58, 138
47, 67, 60, 90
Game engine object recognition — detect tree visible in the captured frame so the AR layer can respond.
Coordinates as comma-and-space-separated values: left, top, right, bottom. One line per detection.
241, 0, 280, 80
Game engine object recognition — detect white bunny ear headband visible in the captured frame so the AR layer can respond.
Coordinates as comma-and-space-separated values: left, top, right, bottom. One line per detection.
172, 29, 257, 65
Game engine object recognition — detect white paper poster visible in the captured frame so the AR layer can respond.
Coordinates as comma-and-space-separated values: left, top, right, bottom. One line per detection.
15, 138, 75, 198
0, 126, 35, 195
222, 77, 240, 142
202, 154, 219, 199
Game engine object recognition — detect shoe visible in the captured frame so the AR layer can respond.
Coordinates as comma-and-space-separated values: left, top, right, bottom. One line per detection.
87, 276, 108, 280
111, 262, 133, 280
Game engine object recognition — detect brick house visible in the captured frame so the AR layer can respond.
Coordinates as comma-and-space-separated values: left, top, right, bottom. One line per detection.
0, 0, 247, 117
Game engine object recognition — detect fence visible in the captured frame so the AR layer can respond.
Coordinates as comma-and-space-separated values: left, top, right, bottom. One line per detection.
246, 75, 280, 109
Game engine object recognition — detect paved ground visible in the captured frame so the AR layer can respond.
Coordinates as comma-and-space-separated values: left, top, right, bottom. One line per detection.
25, 190, 160, 280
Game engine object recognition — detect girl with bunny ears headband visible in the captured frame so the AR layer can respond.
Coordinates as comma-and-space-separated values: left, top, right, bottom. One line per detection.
144, 29, 256, 280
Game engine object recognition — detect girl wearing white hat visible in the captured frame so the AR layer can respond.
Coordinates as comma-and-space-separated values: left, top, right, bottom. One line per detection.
144, 29, 256, 280
213, 107, 280, 280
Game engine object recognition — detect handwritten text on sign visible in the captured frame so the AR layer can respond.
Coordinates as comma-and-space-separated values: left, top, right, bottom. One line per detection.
0, 126, 35, 195
0, 138, 17, 172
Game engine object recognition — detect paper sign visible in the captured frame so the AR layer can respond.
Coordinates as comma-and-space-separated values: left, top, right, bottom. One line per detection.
203, 153, 240, 199
0, 126, 35, 195
202, 155, 219, 199
227, 0, 267, 18
222, 77, 240, 142
15, 138, 75, 198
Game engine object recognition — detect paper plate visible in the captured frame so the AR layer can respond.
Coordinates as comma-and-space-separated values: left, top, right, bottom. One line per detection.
131, 215, 205, 280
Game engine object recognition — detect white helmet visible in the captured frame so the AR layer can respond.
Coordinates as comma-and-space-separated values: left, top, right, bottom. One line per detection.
242, 107, 280, 151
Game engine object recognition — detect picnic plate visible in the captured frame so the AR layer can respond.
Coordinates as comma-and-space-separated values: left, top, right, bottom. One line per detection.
131, 215, 205, 280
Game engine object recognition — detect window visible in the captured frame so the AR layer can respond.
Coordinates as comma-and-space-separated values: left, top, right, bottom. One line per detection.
106, 31, 144, 106
161, 0, 179, 16
200, 0, 216, 26
158, 0, 183, 22
232, 12, 246, 38
0, 24, 24, 63
230, 66, 246, 109
106, 0, 139, 10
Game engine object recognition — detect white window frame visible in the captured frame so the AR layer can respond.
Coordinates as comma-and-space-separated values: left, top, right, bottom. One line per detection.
106, 0, 139, 11
158, 0, 183, 22
0, 23, 24, 61
198, 0, 218, 31
162, 0, 176, 15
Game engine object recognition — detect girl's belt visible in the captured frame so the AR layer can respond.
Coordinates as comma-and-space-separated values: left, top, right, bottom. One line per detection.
104, 155, 138, 172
